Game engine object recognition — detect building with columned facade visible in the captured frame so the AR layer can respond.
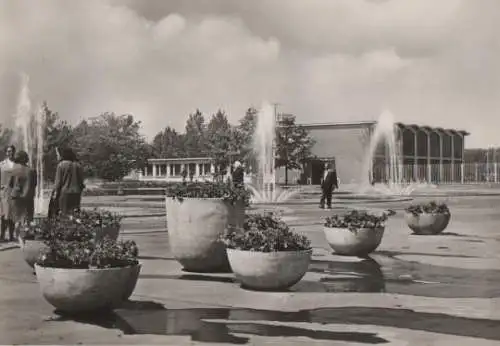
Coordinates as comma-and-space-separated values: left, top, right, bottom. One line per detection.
297, 121, 469, 185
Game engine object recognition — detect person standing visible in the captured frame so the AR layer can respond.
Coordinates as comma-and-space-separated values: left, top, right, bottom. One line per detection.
0, 145, 16, 241
320, 164, 338, 209
231, 161, 245, 188
8, 151, 37, 230
52, 147, 85, 215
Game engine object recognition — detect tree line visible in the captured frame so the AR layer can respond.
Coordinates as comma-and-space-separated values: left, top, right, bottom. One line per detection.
0, 103, 315, 183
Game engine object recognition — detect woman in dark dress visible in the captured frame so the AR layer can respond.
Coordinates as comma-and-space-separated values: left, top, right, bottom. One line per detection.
52, 147, 85, 215
8, 150, 37, 230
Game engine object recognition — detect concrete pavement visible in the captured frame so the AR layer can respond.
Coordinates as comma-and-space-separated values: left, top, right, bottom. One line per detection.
1, 195, 500, 344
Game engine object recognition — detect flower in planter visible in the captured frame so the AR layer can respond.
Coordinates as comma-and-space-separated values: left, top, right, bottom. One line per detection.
324, 209, 396, 232
222, 213, 311, 252
21, 208, 122, 243
71, 208, 123, 229
37, 238, 139, 269
19, 218, 52, 241
20, 216, 94, 242
165, 181, 251, 206
405, 201, 450, 216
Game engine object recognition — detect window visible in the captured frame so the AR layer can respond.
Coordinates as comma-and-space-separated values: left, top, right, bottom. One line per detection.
173, 164, 181, 176
203, 163, 212, 175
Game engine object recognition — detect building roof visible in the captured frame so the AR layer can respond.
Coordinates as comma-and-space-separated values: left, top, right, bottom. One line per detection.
298, 120, 470, 136
299, 121, 376, 130
395, 122, 470, 136
148, 157, 213, 162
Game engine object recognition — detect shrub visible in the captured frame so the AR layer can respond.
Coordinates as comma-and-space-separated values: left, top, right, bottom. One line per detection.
37, 238, 139, 269
165, 181, 251, 206
24, 208, 133, 269
72, 208, 123, 229
21, 208, 122, 242
405, 201, 450, 216
20, 216, 93, 242
222, 213, 311, 252
324, 209, 395, 231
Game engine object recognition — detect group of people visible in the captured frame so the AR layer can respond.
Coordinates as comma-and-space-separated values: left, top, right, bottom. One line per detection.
0, 145, 85, 242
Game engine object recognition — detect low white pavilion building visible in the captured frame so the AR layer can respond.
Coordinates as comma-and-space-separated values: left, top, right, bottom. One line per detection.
135, 157, 216, 182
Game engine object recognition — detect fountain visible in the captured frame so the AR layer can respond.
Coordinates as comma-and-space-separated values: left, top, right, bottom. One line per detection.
356, 110, 433, 196
246, 102, 301, 204
14, 73, 47, 216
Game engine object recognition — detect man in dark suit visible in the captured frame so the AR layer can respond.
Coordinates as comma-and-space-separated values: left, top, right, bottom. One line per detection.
320, 164, 338, 209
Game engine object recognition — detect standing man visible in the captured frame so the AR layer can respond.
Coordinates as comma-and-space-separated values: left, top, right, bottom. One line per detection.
0, 145, 16, 241
231, 161, 245, 188
320, 163, 338, 210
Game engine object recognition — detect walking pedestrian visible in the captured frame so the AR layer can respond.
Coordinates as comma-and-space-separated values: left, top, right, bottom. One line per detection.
52, 147, 85, 215
320, 164, 338, 209
8, 150, 37, 230
0, 145, 16, 241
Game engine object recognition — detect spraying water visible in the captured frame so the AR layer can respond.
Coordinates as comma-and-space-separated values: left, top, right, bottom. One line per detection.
13, 74, 46, 215
247, 102, 301, 203
358, 110, 431, 196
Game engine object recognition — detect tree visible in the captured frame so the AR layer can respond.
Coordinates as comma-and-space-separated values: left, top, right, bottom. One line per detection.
0, 125, 13, 161
41, 102, 74, 182
184, 109, 208, 157
72, 113, 148, 181
275, 114, 316, 184
206, 110, 237, 178
151, 126, 185, 158
235, 107, 258, 170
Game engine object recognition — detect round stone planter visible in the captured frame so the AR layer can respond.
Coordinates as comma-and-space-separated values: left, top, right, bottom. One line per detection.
227, 248, 312, 290
404, 212, 451, 235
166, 197, 244, 273
95, 225, 120, 242
19, 238, 49, 268
34, 263, 142, 313
323, 227, 385, 256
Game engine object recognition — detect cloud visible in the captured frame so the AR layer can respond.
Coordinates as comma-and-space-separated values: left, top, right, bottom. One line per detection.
0, 0, 499, 148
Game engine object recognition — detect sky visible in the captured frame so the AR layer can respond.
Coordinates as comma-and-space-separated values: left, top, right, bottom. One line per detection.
0, 0, 499, 148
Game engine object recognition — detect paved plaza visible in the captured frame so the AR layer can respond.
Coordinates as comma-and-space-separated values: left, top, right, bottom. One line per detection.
1, 191, 500, 345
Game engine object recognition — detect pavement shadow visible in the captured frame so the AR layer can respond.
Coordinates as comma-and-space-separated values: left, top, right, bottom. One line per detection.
48, 300, 388, 344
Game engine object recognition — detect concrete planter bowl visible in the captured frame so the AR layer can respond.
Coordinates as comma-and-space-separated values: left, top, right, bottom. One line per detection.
404, 212, 451, 235
34, 263, 142, 313
323, 227, 385, 256
19, 238, 49, 268
227, 248, 312, 290
166, 197, 244, 273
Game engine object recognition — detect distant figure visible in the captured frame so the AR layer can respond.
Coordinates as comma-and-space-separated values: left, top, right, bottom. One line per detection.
52, 147, 85, 215
231, 161, 244, 188
181, 168, 187, 183
0, 145, 16, 241
189, 169, 194, 182
320, 164, 338, 209
8, 150, 37, 228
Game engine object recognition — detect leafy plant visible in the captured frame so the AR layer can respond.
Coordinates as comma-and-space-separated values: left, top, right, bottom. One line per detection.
20, 208, 122, 242
20, 216, 94, 242
222, 213, 311, 252
19, 218, 54, 241
324, 209, 396, 231
72, 208, 123, 229
37, 238, 139, 269
405, 201, 450, 216
165, 181, 251, 206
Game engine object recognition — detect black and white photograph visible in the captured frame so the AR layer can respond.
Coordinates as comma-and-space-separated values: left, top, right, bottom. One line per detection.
1, 0, 500, 344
